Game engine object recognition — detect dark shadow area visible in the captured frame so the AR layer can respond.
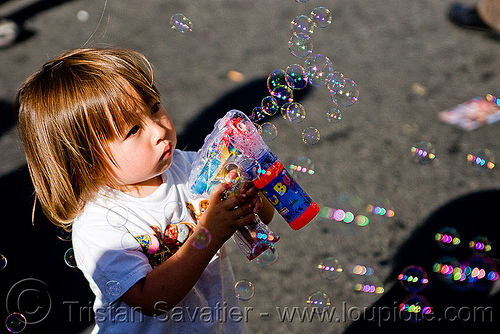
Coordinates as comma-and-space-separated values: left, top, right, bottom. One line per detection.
0, 166, 94, 333
177, 78, 312, 151
1, 0, 76, 46
0, 99, 15, 136
344, 189, 500, 333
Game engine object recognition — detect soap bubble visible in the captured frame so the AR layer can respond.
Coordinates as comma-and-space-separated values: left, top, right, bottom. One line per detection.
260, 123, 278, 142
295, 0, 309, 2
434, 226, 460, 250
291, 15, 314, 35
267, 69, 294, 93
410, 141, 436, 164
466, 148, 495, 173
326, 108, 342, 123
353, 274, 385, 296
327, 71, 346, 92
331, 78, 359, 107
64, 248, 77, 268
289, 156, 315, 179
261, 96, 280, 116
398, 294, 432, 324
253, 242, 278, 267
304, 54, 333, 86
310, 7, 332, 28
271, 86, 294, 106
288, 33, 313, 58
283, 102, 306, 123
170, 13, 193, 33
0, 254, 7, 270
105, 280, 122, 297
191, 227, 212, 249
234, 280, 254, 301
433, 256, 461, 282
465, 255, 499, 292
398, 265, 429, 293
301, 127, 320, 145
286, 64, 308, 90
77, 10, 90, 22
306, 291, 331, 312
5, 313, 26, 333
106, 206, 128, 228
318, 257, 343, 281
250, 106, 266, 122
469, 235, 492, 254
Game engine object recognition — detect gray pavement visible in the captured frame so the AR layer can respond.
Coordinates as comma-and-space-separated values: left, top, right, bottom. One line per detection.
1, 0, 500, 333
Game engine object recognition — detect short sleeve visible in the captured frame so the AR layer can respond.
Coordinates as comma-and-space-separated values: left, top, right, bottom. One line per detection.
72, 206, 153, 305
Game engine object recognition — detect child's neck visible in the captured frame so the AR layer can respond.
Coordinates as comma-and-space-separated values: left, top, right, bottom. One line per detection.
118, 175, 163, 198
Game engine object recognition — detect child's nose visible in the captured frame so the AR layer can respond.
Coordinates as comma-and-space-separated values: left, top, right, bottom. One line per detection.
151, 120, 168, 143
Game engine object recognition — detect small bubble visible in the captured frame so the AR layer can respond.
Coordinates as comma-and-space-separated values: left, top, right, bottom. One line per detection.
326, 71, 346, 92
261, 96, 280, 116
398, 265, 428, 293
301, 127, 320, 145
286, 64, 309, 90
250, 106, 266, 122
267, 69, 294, 93
260, 123, 278, 142
283, 102, 306, 123
191, 227, 212, 249
5, 313, 26, 333
318, 257, 343, 281
434, 227, 460, 250
271, 85, 294, 106
252, 242, 278, 267
105, 280, 122, 297
288, 33, 313, 58
310, 7, 332, 28
106, 206, 128, 228
76, 10, 90, 22
466, 148, 495, 173
289, 156, 315, 180
234, 280, 255, 301
326, 108, 342, 123
469, 235, 492, 254
170, 13, 193, 34
410, 141, 436, 164
398, 294, 432, 324
331, 78, 359, 107
64, 248, 77, 268
306, 291, 331, 312
291, 15, 314, 35
0, 254, 7, 270
304, 54, 333, 87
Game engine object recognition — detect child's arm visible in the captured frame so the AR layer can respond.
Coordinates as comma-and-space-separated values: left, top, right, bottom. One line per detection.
120, 182, 260, 316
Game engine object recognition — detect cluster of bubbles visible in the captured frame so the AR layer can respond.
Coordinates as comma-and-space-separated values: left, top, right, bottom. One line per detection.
396, 265, 432, 323
432, 227, 498, 292
319, 194, 395, 227
411, 142, 496, 173
248, 6, 358, 147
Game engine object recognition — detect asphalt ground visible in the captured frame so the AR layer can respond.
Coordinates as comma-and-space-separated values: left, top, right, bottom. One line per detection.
0, 0, 500, 333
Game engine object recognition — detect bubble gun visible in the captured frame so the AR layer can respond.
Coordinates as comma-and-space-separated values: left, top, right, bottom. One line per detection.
189, 110, 319, 233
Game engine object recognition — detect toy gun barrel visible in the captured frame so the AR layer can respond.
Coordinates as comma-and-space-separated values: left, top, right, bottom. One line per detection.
253, 151, 319, 230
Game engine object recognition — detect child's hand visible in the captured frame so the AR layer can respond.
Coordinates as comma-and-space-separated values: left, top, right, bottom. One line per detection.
198, 182, 256, 243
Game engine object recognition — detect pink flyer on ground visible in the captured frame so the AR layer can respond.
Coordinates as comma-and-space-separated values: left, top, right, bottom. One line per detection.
439, 96, 500, 131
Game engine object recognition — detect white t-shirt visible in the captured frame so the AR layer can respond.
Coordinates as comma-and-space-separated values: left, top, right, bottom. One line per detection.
72, 150, 247, 333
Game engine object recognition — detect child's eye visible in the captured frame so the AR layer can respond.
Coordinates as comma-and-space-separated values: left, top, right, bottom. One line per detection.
125, 125, 140, 139
151, 102, 160, 114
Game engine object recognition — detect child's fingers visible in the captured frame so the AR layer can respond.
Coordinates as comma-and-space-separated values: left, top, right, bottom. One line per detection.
208, 183, 231, 202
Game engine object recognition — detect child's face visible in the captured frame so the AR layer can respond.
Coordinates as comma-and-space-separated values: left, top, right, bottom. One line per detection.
106, 102, 177, 193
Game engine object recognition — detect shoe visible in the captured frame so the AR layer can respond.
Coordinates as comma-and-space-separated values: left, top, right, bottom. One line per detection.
448, 3, 492, 31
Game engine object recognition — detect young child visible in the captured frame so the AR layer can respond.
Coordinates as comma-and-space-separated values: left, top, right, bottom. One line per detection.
16, 48, 274, 333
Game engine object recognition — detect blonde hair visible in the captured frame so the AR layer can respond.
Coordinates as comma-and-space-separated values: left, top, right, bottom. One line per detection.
17, 48, 161, 230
